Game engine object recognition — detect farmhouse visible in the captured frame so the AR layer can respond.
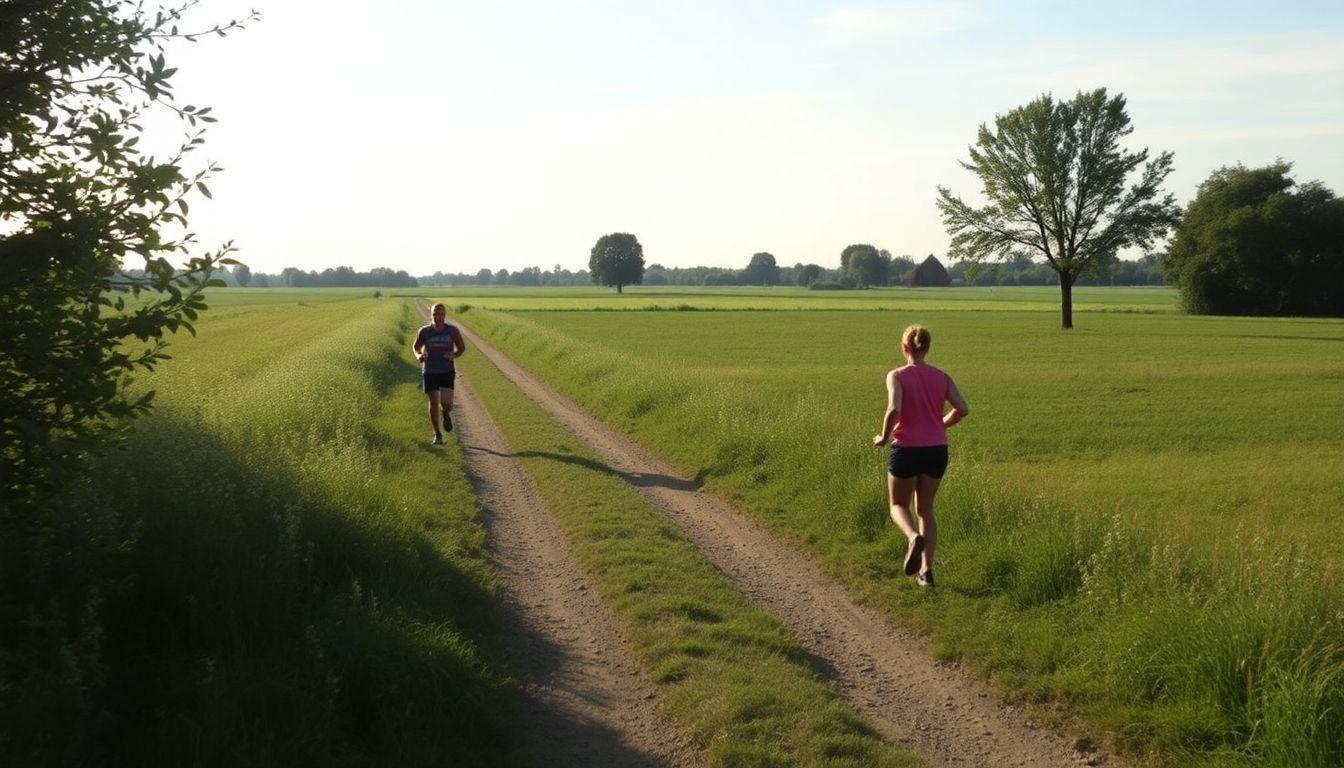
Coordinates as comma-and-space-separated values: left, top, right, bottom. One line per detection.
904, 254, 951, 287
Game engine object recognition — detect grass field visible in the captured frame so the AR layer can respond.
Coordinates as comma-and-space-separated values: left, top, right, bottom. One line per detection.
390, 284, 1179, 313
15, 291, 517, 765
445, 289, 1344, 768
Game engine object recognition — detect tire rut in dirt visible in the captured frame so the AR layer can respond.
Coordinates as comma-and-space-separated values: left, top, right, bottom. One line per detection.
428, 304, 693, 767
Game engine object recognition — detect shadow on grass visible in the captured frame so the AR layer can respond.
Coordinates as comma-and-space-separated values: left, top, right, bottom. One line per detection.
87, 410, 513, 767
465, 444, 706, 493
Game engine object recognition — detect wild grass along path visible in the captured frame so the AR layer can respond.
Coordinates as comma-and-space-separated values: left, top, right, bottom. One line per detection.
425, 301, 695, 766
453, 313, 1118, 768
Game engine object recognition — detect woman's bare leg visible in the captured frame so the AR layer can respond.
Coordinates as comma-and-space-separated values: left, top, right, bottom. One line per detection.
887, 473, 919, 540
914, 474, 942, 572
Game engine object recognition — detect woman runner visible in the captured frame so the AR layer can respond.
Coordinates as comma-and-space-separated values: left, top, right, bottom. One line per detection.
872, 324, 969, 587
413, 303, 466, 445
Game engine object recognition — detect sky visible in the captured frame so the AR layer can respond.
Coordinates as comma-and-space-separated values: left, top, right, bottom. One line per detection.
158, 0, 1344, 275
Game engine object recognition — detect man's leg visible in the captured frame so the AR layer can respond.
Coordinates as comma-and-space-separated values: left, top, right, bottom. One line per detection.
426, 389, 441, 435
440, 388, 454, 432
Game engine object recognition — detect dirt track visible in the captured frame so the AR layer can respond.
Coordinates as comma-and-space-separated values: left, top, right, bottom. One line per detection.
423, 300, 694, 767
453, 316, 1116, 768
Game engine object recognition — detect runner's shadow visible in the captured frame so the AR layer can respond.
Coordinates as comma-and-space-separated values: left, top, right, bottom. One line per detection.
464, 444, 705, 493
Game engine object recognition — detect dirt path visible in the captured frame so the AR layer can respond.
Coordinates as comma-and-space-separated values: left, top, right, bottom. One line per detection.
421, 303, 694, 767
456, 319, 1115, 768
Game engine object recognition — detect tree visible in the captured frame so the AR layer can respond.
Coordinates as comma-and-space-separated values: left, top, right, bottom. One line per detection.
843, 244, 889, 287
937, 88, 1180, 328
589, 232, 644, 293
796, 263, 823, 286
233, 263, 252, 287
743, 251, 780, 286
1164, 162, 1344, 317
475, 267, 492, 285
1, 1, 253, 755
3, 2, 255, 500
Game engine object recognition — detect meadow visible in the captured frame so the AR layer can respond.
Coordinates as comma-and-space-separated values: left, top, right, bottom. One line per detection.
402, 284, 1179, 313
12, 291, 516, 765
444, 287, 1344, 768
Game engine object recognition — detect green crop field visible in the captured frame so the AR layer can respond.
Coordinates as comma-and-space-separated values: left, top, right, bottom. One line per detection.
25, 291, 517, 765
442, 287, 1344, 768
402, 284, 1179, 313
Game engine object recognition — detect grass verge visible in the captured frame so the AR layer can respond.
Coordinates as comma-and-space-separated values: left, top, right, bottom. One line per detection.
2, 300, 515, 765
459, 338, 923, 768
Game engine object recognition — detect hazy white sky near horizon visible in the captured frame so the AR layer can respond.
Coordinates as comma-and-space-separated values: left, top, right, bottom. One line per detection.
164, 0, 1344, 274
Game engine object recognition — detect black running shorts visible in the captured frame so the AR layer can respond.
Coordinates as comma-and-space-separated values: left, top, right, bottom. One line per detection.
422, 370, 456, 393
888, 445, 949, 479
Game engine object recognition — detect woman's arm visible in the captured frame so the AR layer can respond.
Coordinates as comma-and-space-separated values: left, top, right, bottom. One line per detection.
943, 376, 969, 428
872, 370, 901, 447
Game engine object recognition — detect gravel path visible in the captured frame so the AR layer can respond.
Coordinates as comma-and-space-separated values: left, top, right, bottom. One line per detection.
426, 301, 695, 767
456, 317, 1117, 768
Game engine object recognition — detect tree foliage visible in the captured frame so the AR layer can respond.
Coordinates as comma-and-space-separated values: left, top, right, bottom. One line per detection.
840, 243, 888, 286
1, 2, 254, 758
937, 88, 1180, 327
743, 251, 780, 285
2, 0, 256, 500
1164, 162, 1344, 317
796, 263, 823, 286
588, 232, 644, 293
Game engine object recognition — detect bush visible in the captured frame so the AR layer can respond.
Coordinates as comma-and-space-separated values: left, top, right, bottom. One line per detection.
1165, 162, 1344, 317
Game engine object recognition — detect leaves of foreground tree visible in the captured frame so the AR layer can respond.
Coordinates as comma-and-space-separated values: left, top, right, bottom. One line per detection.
0, 1, 254, 759
937, 88, 1180, 328
1, 0, 256, 500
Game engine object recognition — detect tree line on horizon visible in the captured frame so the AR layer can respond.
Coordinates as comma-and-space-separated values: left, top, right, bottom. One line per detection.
412, 249, 1166, 289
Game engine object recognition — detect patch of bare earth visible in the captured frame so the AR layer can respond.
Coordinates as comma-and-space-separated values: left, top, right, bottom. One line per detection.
457, 320, 1120, 768
429, 309, 694, 766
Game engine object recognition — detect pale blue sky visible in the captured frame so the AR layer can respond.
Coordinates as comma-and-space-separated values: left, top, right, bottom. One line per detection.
168, 1, 1344, 273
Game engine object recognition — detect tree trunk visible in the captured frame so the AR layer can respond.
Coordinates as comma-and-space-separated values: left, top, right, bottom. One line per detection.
616, 283, 623, 294
1060, 277, 1074, 329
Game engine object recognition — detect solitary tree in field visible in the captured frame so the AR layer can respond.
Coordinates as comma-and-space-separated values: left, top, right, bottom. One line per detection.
589, 232, 645, 293
937, 88, 1180, 328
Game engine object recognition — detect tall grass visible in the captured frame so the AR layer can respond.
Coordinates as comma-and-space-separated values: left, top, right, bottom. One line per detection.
3, 300, 513, 765
462, 306, 1344, 768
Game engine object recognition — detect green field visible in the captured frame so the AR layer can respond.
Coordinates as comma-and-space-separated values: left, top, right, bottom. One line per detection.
440, 287, 1344, 767
31, 285, 1344, 766
15, 292, 516, 765
401, 284, 1180, 313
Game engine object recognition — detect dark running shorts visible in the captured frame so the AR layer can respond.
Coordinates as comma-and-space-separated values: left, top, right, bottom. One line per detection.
422, 370, 456, 393
888, 445, 949, 479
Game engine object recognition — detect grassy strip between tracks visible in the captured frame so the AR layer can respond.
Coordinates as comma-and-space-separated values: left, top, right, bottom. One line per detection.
458, 342, 924, 768
4, 300, 516, 766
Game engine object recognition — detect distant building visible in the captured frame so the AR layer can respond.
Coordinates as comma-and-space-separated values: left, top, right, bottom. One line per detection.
905, 254, 951, 287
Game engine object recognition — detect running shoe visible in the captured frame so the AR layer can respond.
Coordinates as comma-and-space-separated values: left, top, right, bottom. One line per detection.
443, 414, 453, 433
917, 570, 935, 588
903, 534, 925, 576
432, 433, 443, 445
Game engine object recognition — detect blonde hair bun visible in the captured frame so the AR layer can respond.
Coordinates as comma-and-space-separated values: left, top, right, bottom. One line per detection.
902, 324, 931, 355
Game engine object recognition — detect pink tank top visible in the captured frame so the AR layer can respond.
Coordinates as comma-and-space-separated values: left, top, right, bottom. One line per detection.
891, 364, 949, 447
